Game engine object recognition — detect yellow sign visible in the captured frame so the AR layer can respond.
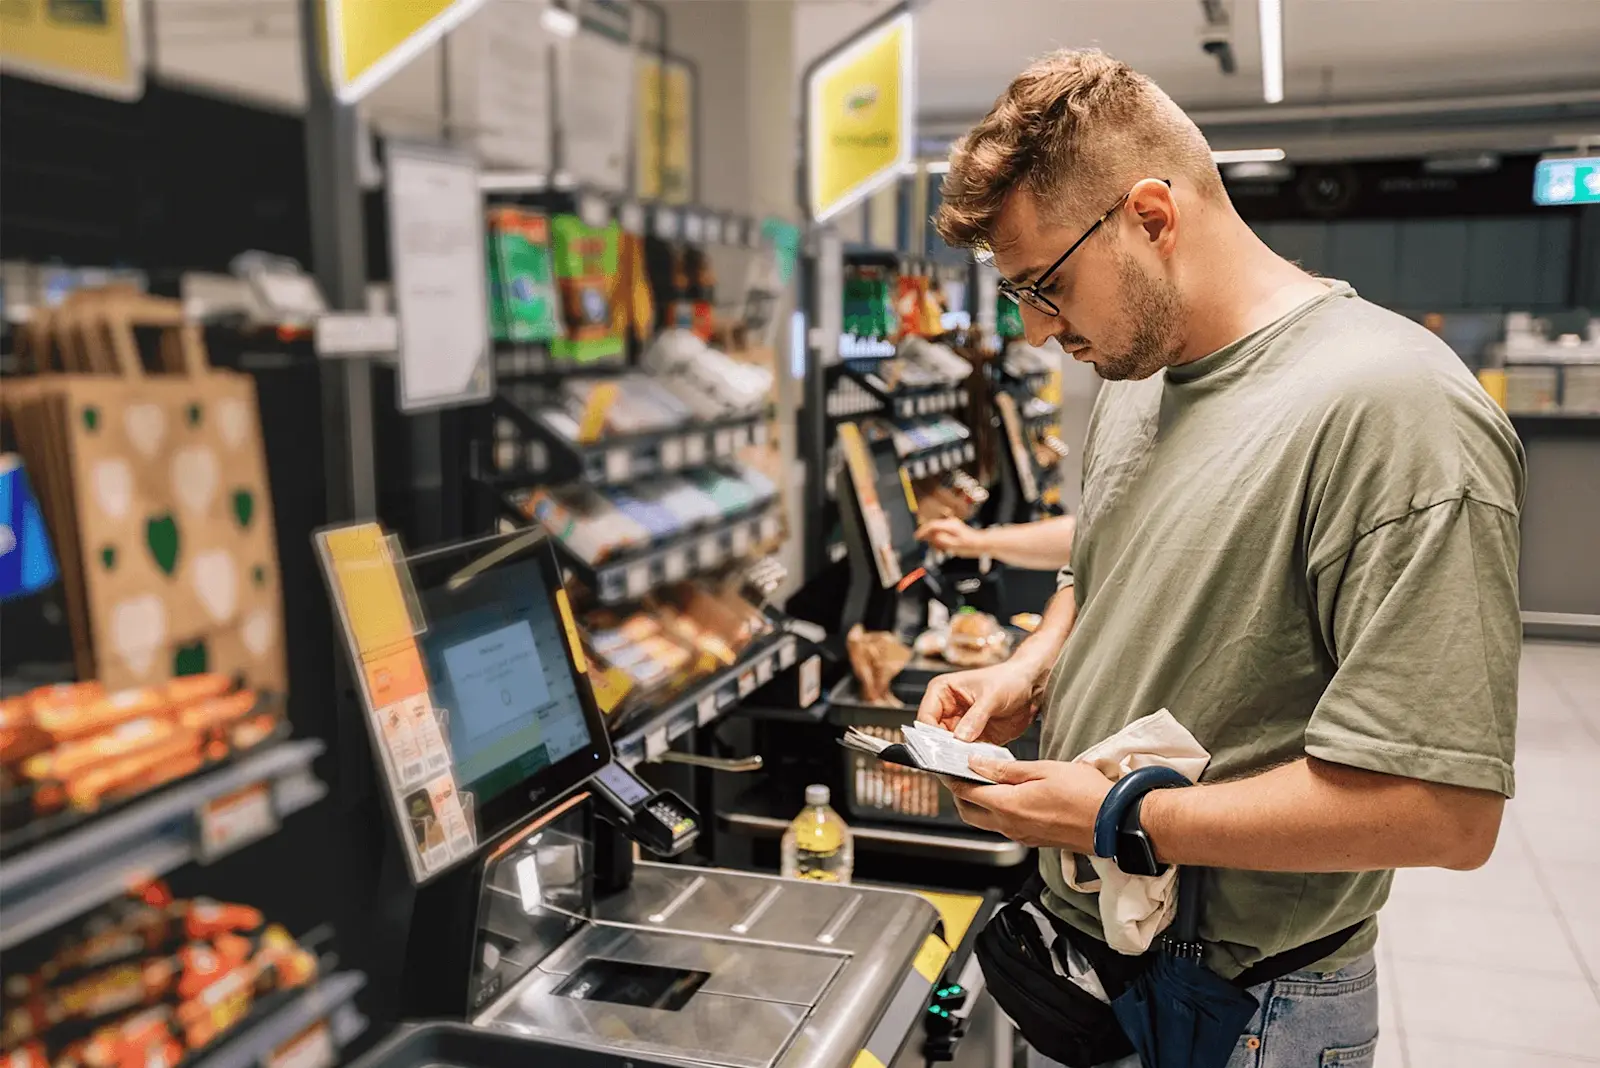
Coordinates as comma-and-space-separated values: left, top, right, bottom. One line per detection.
320, 524, 417, 663
636, 54, 694, 205
0, 0, 142, 99
805, 11, 914, 222
913, 890, 985, 951
325, 0, 490, 103
911, 932, 952, 983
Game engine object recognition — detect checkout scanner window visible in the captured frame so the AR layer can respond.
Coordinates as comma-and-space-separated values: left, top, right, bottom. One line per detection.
419, 558, 590, 807
555, 959, 709, 1012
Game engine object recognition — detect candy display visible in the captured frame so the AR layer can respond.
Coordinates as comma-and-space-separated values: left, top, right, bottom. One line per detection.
0, 677, 279, 837
582, 581, 775, 732
0, 885, 316, 1068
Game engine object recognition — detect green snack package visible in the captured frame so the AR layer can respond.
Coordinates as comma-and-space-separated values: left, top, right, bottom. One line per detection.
550, 215, 625, 364
487, 208, 563, 343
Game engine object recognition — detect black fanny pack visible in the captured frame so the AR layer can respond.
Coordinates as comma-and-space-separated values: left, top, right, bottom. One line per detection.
975, 874, 1360, 1068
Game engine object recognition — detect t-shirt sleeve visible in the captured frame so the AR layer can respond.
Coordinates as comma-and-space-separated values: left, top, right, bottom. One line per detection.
1305, 497, 1519, 797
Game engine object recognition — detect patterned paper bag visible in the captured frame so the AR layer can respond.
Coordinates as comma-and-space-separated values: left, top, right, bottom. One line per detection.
8, 291, 287, 693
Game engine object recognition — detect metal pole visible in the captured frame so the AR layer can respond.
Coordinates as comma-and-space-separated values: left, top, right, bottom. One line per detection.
301, 0, 377, 522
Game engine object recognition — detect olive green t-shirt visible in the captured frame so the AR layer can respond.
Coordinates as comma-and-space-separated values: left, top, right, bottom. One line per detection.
1038, 282, 1524, 977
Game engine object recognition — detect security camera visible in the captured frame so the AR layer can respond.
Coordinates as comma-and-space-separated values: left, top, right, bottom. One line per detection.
1200, 28, 1237, 75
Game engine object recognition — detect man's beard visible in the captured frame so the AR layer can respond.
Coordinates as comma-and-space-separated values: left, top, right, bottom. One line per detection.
1089, 254, 1185, 382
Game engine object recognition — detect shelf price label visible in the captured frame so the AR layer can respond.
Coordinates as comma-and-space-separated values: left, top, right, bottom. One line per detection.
619, 202, 646, 234
199, 783, 278, 863
663, 549, 689, 582
713, 429, 734, 456
267, 1023, 339, 1068
684, 213, 705, 243
685, 434, 708, 466
660, 437, 685, 471
756, 657, 775, 686
779, 640, 797, 671
697, 692, 719, 726
624, 564, 650, 599
752, 422, 769, 447
697, 537, 724, 570
760, 515, 781, 543
737, 670, 757, 698
604, 448, 631, 482
731, 524, 752, 558
645, 728, 669, 760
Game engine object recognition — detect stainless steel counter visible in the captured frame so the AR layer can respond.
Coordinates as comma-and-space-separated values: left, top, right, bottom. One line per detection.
476, 862, 941, 1068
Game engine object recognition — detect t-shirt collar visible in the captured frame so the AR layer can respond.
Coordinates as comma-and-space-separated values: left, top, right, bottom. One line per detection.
1165, 280, 1355, 385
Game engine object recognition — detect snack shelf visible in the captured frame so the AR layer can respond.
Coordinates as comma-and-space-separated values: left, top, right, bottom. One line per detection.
503, 501, 784, 606
194, 970, 368, 1068
0, 739, 326, 951
611, 630, 801, 767
487, 397, 772, 487
840, 366, 968, 421
492, 341, 628, 380
902, 441, 977, 480
479, 174, 770, 251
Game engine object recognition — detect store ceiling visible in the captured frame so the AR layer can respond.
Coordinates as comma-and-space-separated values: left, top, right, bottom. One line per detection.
801, 0, 1600, 149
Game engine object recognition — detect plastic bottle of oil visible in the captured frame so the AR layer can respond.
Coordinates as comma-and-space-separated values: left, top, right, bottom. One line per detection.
781, 784, 854, 884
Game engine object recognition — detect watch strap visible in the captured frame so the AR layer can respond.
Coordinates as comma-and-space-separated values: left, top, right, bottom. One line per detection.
1092, 764, 1192, 860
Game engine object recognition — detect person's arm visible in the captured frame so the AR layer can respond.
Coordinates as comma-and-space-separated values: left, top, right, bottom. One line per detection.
916, 516, 1076, 571
920, 585, 1078, 743
1140, 757, 1503, 871
955, 496, 1521, 872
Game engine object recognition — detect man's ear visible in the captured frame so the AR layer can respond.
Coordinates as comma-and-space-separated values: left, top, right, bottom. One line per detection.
1129, 178, 1178, 253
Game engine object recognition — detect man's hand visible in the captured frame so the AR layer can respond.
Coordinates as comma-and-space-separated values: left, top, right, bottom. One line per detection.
916, 518, 988, 558
944, 758, 1115, 851
916, 661, 1041, 745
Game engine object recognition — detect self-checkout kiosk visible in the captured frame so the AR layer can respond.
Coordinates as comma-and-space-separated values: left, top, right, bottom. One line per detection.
315, 525, 967, 1068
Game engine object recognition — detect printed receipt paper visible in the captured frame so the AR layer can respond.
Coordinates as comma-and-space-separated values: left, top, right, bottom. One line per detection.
840, 722, 1014, 785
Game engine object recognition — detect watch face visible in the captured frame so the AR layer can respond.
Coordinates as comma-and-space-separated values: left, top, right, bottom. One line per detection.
1118, 829, 1169, 878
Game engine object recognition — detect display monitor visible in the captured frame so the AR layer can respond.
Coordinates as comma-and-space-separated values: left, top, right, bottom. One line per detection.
406, 531, 611, 842
868, 434, 920, 562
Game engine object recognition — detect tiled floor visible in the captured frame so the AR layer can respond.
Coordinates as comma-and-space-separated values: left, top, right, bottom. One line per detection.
1376, 640, 1600, 1067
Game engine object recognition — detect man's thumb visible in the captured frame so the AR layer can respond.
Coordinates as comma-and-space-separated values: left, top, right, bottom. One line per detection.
969, 757, 1037, 785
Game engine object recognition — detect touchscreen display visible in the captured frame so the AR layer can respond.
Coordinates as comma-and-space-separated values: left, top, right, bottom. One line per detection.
870, 438, 919, 559
419, 559, 591, 807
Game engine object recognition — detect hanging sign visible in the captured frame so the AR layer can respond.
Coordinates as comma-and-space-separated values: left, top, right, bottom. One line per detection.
804, 7, 914, 223
635, 53, 696, 204
325, 0, 491, 104
0, 0, 143, 100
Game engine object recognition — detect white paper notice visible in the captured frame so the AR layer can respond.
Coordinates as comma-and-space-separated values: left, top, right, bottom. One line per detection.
387, 145, 492, 411
469, 0, 553, 172
562, 32, 634, 192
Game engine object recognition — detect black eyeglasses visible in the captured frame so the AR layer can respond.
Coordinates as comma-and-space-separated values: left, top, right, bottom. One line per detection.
995, 178, 1170, 317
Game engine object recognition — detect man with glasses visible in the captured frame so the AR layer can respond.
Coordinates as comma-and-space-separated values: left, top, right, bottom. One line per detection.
917, 50, 1522, 1066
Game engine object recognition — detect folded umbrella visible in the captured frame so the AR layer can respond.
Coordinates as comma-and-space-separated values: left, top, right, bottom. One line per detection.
1110, 867, 1259, 1068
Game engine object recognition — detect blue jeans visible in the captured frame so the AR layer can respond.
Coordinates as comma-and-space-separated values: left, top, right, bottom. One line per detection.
1029, 952, 1380, 1068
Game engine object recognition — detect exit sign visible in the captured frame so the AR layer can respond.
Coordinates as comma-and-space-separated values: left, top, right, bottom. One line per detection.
1534, 156, 1600, 207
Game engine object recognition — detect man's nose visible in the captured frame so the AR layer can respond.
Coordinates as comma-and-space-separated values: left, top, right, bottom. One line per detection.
1021, 304, 1062, 348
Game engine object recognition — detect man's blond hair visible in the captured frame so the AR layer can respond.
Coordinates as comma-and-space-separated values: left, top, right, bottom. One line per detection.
934, 50, 1223, 253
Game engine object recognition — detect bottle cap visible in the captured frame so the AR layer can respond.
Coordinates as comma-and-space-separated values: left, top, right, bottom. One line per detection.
805, 784, 830, 807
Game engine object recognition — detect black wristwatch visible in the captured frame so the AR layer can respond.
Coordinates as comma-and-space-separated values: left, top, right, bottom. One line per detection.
1092, 765, 1192, 877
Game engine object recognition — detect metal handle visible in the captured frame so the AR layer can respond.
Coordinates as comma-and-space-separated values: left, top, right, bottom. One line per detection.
653, 752, 764, 773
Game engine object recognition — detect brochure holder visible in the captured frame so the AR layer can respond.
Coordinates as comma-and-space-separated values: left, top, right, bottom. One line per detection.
315, 522, 478, 883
